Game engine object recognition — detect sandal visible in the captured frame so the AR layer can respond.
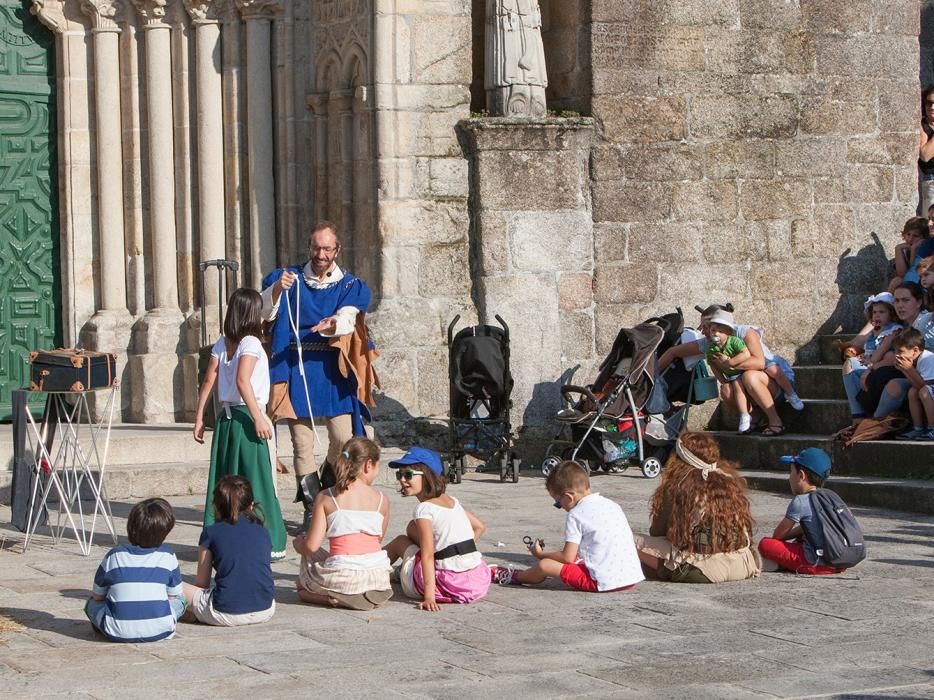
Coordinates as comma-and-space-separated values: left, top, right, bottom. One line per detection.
761, 424, 786, 437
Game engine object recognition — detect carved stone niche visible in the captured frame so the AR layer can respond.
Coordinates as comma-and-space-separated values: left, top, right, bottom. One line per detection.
485, 0, 548, 117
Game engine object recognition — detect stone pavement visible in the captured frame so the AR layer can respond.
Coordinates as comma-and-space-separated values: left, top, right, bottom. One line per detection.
1, 465, 934, 699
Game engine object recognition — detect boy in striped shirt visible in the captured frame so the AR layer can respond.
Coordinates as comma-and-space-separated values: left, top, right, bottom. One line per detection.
85, 498, 186, 642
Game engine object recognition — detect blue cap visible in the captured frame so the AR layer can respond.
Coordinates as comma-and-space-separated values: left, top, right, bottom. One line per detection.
389, 446, 443, 476
779, 447, 831, 479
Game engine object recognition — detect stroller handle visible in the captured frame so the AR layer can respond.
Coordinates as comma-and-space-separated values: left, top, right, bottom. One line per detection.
642, 316, 672, 332
560, 384, 599, 406
447, 314, 461, 346
494, 314, 509, 341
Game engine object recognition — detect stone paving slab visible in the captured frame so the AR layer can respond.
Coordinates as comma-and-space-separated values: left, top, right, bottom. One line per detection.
1, 466, 934, 698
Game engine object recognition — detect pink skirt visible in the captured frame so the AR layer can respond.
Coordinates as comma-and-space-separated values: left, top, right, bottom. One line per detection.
400, 544, 490, 604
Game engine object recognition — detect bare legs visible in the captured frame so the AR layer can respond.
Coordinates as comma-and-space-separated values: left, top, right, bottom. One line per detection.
741, 370, 783, 432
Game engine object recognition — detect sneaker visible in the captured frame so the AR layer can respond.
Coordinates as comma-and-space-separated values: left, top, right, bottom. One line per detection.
787, 393, 805, 411
489, 565, 518, 585
922, 428, 934, 441
897, 427, 928, 441
737, 413, 752, 433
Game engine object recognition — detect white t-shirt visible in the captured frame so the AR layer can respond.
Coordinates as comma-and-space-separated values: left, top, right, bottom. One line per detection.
211, 335, 270, 407
564, 493, 645, 591
413, 498, 482, 572
916, 349, 934, 382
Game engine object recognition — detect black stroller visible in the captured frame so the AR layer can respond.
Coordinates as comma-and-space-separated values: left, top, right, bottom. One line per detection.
446, 315, 519, 484
542, 311, 712, 479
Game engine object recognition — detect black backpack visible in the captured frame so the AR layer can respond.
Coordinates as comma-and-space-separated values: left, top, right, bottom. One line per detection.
808, 489, 867, 568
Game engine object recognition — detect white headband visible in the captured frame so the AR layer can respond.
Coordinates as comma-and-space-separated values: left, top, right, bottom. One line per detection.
864, 292, 894, 310
675, 437, 720, 480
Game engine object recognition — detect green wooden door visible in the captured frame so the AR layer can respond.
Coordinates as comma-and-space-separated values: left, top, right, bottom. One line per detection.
0, 0, 60, 420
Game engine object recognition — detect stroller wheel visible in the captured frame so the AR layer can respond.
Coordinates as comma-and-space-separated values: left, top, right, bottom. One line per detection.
640, 456, 663, 479
449, 457, 464, 484
511, 452, 520, 483
541, 455, 560, 477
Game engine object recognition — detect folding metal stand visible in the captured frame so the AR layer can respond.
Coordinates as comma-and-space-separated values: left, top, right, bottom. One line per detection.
22, 386, 119, 555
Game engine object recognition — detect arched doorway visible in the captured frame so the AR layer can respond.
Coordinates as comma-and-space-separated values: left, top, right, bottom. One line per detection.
0, 0, 60, 419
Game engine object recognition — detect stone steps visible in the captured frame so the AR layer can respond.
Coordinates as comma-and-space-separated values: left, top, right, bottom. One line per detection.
710, 431, 934, 480
742, 470, 934, 516
792, 365, 846, 400
711, 398, 850, 435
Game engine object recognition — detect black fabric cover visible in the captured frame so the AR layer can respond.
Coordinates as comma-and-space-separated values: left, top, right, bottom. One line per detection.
450, 326, 513, 420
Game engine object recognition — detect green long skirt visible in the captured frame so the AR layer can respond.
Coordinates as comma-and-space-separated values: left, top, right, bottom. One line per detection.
204, 405, 287, 559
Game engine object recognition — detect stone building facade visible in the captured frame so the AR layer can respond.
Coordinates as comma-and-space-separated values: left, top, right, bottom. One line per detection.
0, 0, 922, 453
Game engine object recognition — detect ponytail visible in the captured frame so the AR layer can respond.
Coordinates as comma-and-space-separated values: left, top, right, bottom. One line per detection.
332, 437, 381, 493
213, 474, 263, 525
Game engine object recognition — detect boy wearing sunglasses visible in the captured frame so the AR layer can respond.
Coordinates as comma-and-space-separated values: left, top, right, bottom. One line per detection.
490, 460, 643, 592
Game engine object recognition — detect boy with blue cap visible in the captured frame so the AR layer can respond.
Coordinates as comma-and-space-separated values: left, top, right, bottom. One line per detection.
758, 448, 845, 575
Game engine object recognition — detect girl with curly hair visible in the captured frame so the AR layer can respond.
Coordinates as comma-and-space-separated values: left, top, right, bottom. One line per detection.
634, 432, 761, 583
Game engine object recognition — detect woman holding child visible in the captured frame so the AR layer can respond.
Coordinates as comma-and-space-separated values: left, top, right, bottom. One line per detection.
657, 304, 800, 436
635, 432, 761, 583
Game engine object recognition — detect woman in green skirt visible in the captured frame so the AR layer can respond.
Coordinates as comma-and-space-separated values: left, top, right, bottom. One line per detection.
194, 289, 287, 560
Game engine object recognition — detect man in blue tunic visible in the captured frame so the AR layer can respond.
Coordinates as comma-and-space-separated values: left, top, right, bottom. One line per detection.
261, 221, 373, 527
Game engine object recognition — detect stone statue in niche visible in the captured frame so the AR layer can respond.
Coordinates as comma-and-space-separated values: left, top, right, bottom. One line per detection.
485, 0, 548, 117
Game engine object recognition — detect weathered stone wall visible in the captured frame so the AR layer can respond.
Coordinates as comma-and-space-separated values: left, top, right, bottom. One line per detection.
923, 0, 934, 86
588, 0, 920, 362
540, 0, 589, 114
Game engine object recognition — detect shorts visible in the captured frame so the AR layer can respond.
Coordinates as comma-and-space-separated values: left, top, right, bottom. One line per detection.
85, 597, 188, 637
721, 373, 743, 384
559, 561, 635, 593
190, 586, 276, 626
399, 544, 490, 604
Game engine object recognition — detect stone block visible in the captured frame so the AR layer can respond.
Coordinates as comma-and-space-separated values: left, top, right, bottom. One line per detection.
475, 211, 511, 276
411, 15, 471, 84
416, 345, 449, 417
671, 181, 738, 221
594, 303, 653, 354
475, 149, 588, 211
390, 0, 471, 15
592, 181, 672, 222
844, 164, 894, 203
591, 25, 706, 71
852, 203, 915, 243
427, 157, 468, 199
690, 95, 798, 139
667, 0, 741, 28
379, 200, 467, 246
703, 140, 775, 180
894, 165, 919, 204
740, 179, 811, 220
418, 242, 471, 298
705, 30, 785, 75
655, 263, 750, 308
621, 143, 705, 181
510, 210, 593, 273
593, 263, 658, 304
801, 0, 872, 34
701, 222, 761, 263
593, 222, 628, 264
558, 273, 594, 311
846, 134, 918, 165
738, 0, 801, 30
879, 85, 923, 132
629, 222, 704, 263
751, 262, 817, 300
872, 0, 921, 35
743, 220, 784, 262
591, 145, 625, 181
812, 177, 845, 204
815, 35, 918, 81
126, 352, 184, 423
782, 30, 817, 74
593, 95, 688, 143
560, 309, 595, 362
379, 244, 422, 299
368, 298, 445, 351
459, 118, 596, 153
775, 139, 847, 177
798, 97, 876, 136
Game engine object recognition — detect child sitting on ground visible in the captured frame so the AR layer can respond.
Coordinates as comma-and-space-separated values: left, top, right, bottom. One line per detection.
182, 475, 276, 626
758, 448, 845, 575
294, 437, 393, 610
490, 460, 644, 592
384, 447, 490, 611
85, 498, 186, 642
893, 329, 934, 441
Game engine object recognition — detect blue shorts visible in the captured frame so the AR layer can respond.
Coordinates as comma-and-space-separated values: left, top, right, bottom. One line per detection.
85, 597, 187, 634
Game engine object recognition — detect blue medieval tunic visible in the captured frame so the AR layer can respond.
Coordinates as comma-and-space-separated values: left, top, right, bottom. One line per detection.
262, 266, 371, 434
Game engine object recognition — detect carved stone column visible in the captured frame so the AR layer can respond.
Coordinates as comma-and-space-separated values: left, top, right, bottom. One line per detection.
306, 92, 329, 223
129, 0, 184, 422
79, 0, 134, 361
184, 0, 225, 308
236, 0, 279, 286
328, 88, 354, 243
218, 0, 243, 267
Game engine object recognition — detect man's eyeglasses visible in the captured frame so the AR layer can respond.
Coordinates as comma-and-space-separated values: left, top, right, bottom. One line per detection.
311, 246, 338, 254
395, 469, 423, 481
